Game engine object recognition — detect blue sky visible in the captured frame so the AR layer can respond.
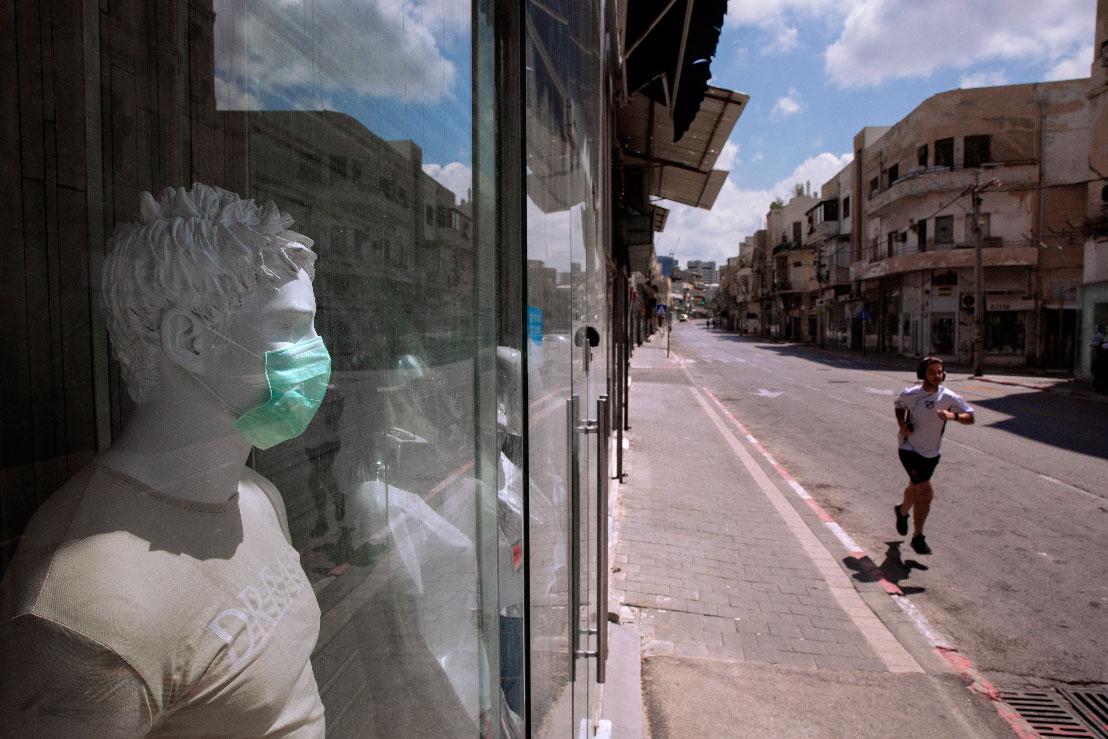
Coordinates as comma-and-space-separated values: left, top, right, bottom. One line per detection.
657, 0, 1097, 268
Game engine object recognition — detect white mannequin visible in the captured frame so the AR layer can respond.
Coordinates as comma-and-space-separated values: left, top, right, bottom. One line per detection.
0, 184, 327, 737
99, 267, 319, 506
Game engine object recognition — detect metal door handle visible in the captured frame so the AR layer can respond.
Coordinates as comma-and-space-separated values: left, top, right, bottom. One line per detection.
596, 395, 609, 683
568, 395, 611, 684
567, 395, 581, 682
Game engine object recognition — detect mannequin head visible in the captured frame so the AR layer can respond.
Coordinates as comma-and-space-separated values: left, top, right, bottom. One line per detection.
102, 183, 319, 406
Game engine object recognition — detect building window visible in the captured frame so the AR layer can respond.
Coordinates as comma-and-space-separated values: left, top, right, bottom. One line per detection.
792, 221, 802, 245
886, 164, 899, 186
329, 154, 348, 182
917, 144, 928, 167
887, 231, 896, 258
985, 312, 1026, 355
842, 196, 850, 219
935, 215, 954, 247
934, 138, 954, 168
964, 135, 991, 168
354, 229, 369, 258
426, 205, 435, 225
299, 154, 323, 183
916, 219, 927, 251
868, 177, 879, 198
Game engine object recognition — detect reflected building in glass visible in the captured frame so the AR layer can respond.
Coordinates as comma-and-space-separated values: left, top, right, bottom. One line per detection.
0, 0, 742, 736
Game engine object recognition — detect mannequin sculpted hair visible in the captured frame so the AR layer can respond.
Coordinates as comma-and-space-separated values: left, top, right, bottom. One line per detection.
102, 183, 318, 402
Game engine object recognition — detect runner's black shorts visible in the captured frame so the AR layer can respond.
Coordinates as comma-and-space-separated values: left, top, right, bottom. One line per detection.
898, 448, 940, 484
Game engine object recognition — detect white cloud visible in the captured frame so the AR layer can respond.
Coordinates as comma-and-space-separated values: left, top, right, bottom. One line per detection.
1044, 46, 1093, 81
214, 0, 458, 108
655, 152, 853, 266
771, 88, 803, 117
824, 0, 1095, 88
214, 77, 264, 111
716, 140, 742, 171
761, 24, 800, 55
422, 161, 472, 202
959, 70, 1009, 88
726, 0, 849, 27
752, 152, 765, 162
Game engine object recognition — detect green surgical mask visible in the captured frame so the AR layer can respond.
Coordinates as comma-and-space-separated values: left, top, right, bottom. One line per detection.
234, 336, 332, 450
193, 327, 332, 450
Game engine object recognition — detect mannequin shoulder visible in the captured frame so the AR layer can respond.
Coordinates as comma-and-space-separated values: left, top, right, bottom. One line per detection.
240, 467, 292, 543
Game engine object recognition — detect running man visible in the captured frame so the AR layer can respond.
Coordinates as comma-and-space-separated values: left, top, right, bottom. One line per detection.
893, 356, 975, 554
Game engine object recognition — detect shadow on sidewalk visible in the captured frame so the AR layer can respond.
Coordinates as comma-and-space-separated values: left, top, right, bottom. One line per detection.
843, 542, 927, 595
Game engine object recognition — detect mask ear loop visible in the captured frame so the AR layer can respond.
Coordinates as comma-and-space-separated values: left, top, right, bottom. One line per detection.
166, 305, 268, 420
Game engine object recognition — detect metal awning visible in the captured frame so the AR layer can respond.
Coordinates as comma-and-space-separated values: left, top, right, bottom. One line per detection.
619, 0, 730, 141
618, 86, 748, 210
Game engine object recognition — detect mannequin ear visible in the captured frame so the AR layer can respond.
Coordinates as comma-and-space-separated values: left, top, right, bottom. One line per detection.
160, 308, 207, 373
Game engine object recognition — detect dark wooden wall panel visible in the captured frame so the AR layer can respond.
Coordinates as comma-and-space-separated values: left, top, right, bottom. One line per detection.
52, 0, 88, 191
58, 186, 97, 478
0, 0, 33, 571
15, 1, 45, 179
1, 0, 243, 575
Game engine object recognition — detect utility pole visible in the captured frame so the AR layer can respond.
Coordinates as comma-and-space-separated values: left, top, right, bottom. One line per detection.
972, 172, 985, 377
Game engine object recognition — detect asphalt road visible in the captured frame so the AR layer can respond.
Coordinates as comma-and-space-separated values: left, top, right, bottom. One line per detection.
666, 322, 1108, 691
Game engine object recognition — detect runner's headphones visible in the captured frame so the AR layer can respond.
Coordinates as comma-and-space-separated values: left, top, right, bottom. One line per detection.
916, 356, 946, 382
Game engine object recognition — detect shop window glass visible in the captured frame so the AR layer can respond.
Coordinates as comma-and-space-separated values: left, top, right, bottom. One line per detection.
986, 312, 1027, 354
0, 1, 513, 736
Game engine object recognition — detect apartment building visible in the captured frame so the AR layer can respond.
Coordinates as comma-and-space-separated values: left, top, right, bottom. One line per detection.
807, 164, 854, 348
764, 189, 819, 339
847, 81, 1091, 367
1079, 3, 1108, 381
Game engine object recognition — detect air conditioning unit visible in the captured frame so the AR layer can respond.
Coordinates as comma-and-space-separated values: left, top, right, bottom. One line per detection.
960, 294, 976, 310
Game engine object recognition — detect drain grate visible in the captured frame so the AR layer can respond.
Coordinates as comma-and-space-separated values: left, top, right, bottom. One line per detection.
998, 690, 1099, 737
1058, 689, 1108, 738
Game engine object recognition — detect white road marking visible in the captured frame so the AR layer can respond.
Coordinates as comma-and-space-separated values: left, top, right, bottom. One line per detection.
787, 480, 811, 499
865, 387, 893, 395
754, 389, 783, 398
1037, 473, 1087, 495
890, 594, 952, 650
825, 522, 861, 552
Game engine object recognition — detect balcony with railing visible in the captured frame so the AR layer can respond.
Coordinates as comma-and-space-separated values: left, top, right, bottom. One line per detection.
807, 220, 842, 243
773, 240, 812, 256
866, 161, 1038, 214
852, 236, 1038, 281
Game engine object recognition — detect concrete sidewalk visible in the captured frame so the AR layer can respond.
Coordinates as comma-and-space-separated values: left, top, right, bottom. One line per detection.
599, 338, 1014, 738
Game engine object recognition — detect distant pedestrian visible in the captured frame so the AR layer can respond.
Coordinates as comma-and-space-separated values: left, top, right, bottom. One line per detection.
893, 356, 975, 554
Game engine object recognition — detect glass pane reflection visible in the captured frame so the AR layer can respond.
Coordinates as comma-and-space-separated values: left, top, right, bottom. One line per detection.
0, 0, 511, 736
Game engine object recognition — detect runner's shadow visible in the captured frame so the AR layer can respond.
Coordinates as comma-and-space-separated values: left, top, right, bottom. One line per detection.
843, 542, 927, 595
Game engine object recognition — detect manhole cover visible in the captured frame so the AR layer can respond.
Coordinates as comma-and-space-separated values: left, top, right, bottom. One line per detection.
998, 690, 1100, 737
1058, 689, 1108, 738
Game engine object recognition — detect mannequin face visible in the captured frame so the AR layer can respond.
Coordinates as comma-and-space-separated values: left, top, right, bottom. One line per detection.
199, 267, 320, 414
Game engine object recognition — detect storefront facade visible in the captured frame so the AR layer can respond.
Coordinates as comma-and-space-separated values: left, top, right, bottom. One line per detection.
0, 0, 639, 735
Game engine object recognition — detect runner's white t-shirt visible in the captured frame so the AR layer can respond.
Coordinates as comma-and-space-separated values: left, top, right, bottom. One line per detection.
0, 463, 325, 737
895, 384, 973, 458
